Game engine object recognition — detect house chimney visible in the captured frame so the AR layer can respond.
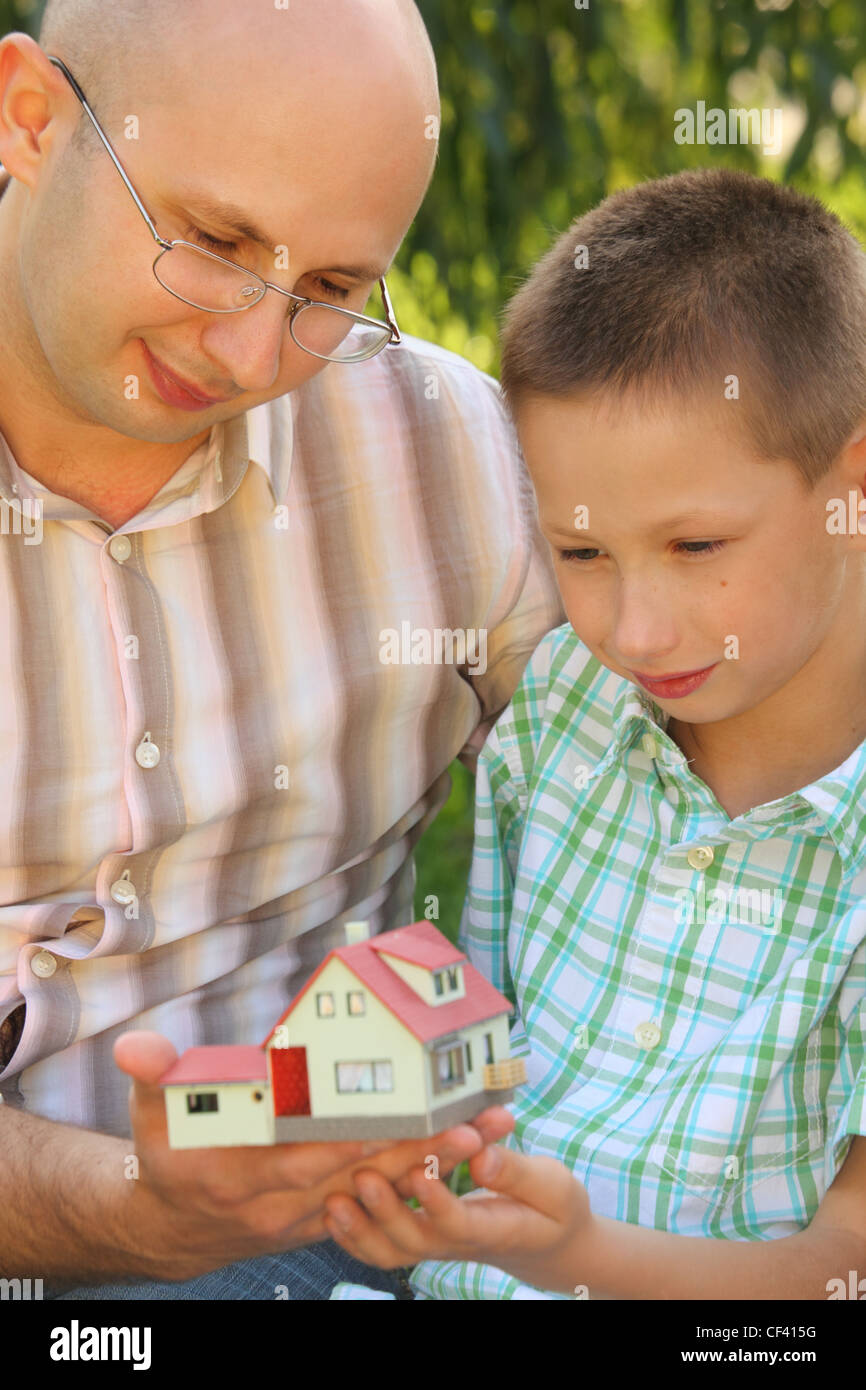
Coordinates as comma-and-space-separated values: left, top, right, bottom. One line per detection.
344, 920, 371, 944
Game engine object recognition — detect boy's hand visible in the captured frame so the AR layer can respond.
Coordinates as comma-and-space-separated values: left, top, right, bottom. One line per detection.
322, 1143, 596, 1295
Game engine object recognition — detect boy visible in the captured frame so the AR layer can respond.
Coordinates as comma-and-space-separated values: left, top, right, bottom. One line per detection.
322, 169, 866, 1299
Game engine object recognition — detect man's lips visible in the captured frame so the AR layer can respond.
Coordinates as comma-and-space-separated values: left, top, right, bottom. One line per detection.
141, 342, 233, 404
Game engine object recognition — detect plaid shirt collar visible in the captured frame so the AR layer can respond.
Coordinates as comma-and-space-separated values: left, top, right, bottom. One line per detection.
593, 664, 866, 881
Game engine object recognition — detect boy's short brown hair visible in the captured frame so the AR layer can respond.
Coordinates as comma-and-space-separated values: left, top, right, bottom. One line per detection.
500, 168, 866, 486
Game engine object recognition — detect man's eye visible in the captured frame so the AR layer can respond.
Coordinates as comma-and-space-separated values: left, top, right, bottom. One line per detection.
303, 277, 350, 302
187, 227, 239, 254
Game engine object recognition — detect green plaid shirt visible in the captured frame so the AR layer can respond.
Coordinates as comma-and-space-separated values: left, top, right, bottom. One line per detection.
412, 622, 866, 1300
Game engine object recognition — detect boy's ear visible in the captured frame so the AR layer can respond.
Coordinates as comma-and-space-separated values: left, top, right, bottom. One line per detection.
836, 421, 866, 554
839, 419, 866, 481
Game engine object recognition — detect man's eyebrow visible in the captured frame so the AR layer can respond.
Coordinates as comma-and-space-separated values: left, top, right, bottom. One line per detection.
176, 193, 389, 279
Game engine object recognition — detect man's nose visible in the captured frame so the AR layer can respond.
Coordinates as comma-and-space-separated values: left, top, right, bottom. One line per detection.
202, 291, 295, 393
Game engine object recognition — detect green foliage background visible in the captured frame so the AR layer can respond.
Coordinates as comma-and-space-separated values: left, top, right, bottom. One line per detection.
5, 0, 866, 940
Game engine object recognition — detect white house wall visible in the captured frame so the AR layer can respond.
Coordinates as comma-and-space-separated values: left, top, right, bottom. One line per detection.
273, 957, 427, 1118
165, 1081, 274, 1149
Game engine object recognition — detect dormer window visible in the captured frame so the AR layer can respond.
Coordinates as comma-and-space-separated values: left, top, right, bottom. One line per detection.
433, 967, 461, 996
375, 947, 465, 1006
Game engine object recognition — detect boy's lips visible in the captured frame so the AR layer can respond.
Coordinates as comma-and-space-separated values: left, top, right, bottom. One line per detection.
631, 665, 713, 681
628, 663, 718, 698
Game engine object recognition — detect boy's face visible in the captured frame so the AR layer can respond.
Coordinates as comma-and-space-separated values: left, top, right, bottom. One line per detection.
516, 390, 866, 722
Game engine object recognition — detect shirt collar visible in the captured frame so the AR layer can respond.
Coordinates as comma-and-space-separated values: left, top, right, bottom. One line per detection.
608, 675, 671, 755
600, 667, 866, 878
0, 400, 289, 532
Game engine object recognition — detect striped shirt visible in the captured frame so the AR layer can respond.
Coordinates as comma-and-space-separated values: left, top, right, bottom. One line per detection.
411, 622, 866, 1300
0, 270, 565, 1131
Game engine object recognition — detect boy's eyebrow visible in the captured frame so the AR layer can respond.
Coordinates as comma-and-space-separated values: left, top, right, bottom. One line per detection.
544, 510, 739, 538
175, 191, 389, 280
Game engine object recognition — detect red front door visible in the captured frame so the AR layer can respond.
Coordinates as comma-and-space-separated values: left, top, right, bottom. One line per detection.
270, 1046, 311, 1116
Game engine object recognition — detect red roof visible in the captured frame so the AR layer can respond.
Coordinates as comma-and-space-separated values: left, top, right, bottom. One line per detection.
159, 1045, 268, 1087
370, 921, 464, 970
262, 920, 512, 1047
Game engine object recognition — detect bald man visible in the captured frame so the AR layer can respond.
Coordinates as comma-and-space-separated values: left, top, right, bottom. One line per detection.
0, 0, 564, 1297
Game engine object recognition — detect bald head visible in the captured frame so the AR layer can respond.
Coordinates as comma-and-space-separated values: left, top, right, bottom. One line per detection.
38, 0, 439, 161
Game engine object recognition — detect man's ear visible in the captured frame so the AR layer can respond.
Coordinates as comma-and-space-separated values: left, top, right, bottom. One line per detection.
0, 33, 68, 189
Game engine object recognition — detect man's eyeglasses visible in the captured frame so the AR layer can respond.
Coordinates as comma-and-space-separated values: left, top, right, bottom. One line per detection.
47, 54, 402, 364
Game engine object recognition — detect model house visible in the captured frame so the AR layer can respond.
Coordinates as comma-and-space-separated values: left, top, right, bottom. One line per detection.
159, 920, 527, 1147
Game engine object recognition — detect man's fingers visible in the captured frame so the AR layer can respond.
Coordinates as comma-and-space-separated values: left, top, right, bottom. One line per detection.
467, 1107, 515, 1147
114, 1030, 179, 1085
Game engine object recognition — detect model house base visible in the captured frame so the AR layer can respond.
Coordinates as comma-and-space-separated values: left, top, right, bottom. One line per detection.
273, 1086, 520, 1142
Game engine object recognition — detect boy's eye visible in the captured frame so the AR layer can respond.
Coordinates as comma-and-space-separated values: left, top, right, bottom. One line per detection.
673, 540, 726, 555
558, 548, 601, 563
557, 539, 727, 563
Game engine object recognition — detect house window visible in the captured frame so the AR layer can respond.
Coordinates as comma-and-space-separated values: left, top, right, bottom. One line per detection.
484, 1032, 494, 1065
316, 992, 335, 1017
335, 1060, 393, 1093
346, 990, 366, 1016
433, 968, 460, 997
433, 1042, 466, 1092
464, 1041, 472, 1072
186, 1091, 219, 1114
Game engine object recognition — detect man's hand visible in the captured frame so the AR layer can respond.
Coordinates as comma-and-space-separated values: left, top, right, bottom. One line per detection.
321, 1142, 596, 1295
115, 1030, 514, 1282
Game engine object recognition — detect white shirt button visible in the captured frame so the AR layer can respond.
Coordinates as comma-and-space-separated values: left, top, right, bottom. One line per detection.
641, 733, 657, 756
108, 535, 132, 563
634, 1020, 661, 1049
31, 950, 57, 978
687, 845, 714, 870
109, 871, 137, 906
135, 733, 160, 769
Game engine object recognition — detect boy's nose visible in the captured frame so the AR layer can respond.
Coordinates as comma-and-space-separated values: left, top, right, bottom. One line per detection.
608, 578, 680, 668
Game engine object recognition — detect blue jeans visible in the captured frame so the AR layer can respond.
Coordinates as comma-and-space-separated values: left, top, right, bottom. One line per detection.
43, 1240, 413, 1300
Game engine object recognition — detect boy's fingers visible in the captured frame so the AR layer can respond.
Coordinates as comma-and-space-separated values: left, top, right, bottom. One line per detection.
347, 1171, 438, 1257
468, 1147, 580, 1221
325, 1183, 441, 1265
324, 1211, 408, 1269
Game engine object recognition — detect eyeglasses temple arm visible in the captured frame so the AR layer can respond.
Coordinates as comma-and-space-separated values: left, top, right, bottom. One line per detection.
47, 55, 171, 250
379, 277, 402, 345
